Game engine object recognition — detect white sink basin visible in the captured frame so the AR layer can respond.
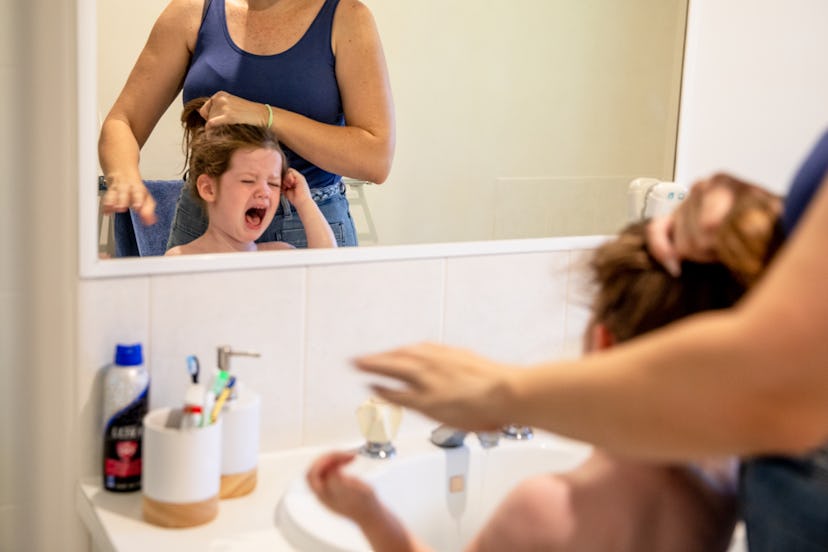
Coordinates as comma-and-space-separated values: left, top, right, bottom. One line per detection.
277, 432, 592, 552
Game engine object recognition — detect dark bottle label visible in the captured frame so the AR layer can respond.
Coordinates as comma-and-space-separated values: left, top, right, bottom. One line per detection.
103, 387, 148, 492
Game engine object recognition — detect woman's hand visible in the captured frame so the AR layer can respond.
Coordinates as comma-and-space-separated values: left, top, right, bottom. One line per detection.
199, 91, 270, 129
647, 173, 782, 278
354, 342, 515, 432
101, 176, 158, 226
647, 174, 740, 276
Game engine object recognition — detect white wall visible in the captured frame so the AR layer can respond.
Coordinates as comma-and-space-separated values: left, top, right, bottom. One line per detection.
1, 1, 82, 551
75, 247, 595, 482
676, 0, 828, 193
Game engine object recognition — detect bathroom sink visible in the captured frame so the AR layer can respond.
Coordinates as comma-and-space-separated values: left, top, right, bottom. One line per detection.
276, 433, 592, 552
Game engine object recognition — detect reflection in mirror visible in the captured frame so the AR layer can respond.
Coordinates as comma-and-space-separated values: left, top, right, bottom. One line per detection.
96, 0, 687, 259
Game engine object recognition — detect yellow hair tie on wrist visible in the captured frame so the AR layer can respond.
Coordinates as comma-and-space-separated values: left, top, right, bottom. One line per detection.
265, 103, 273, 128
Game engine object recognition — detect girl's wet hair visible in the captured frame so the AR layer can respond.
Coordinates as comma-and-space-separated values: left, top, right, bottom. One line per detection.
589, 178, 784, 343
180, 97, 288, 204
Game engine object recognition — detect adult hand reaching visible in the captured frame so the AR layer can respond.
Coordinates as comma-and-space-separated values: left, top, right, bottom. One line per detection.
354, 342, 516, 432
101, 176, 158, 226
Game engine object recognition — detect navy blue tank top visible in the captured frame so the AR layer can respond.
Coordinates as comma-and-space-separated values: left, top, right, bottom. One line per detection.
183, 0, 344, 190
784, 129, 828, 233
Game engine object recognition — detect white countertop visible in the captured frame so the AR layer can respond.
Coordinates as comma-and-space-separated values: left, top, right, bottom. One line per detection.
78, 437, 748, 552
77, 444, 331, 552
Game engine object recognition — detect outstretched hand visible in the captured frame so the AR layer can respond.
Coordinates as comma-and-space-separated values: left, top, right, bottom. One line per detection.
353, 342, 514, 432
101, 177, 157, 226
306, 451, 378, 522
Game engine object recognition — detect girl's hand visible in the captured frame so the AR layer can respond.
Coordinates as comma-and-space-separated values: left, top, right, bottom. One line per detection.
306, 452, 377, 522
198, 91, 270, 129
281, 168, 314, 209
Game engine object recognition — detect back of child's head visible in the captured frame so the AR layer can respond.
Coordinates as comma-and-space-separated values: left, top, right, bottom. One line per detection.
181, 97, 288, 204
589, 180, 783, 343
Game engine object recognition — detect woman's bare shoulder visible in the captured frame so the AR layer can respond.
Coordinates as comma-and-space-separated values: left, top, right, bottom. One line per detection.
332, 0, 378, 35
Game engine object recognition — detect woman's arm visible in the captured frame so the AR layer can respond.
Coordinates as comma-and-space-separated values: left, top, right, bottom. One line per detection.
356, 177, 828, 462
98, 0, 201, 224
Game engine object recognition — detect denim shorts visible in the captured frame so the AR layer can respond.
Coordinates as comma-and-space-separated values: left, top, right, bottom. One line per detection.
740, 449, 828, 551
166, 180, 358, 250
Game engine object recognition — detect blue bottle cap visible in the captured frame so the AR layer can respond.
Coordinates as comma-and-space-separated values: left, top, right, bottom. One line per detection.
114, 343, 143, 366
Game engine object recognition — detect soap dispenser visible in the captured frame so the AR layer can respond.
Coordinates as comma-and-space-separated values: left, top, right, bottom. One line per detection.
214, 345, 262, 499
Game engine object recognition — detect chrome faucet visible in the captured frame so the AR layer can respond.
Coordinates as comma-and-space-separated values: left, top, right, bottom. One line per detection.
430, 425, 501, 449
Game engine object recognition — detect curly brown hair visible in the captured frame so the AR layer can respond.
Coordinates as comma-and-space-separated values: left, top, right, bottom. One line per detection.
589, 177, 784, 343
180, 97, 288, 206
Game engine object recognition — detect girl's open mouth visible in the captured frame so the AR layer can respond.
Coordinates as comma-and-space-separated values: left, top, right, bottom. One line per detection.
245, 207, 267, 227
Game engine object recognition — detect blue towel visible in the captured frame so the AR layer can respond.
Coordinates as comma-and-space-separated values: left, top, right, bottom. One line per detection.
114, 180, 185, 257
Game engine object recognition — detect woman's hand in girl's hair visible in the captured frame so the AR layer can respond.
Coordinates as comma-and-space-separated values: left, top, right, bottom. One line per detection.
647, 173, 757, 276
199, 91, 272, 129
281, 168, 314, 209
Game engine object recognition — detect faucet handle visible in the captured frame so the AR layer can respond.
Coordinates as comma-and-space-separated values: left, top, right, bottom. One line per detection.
356, 398, 402, 444
356, 398, 402, 459
502, 424, 534, 440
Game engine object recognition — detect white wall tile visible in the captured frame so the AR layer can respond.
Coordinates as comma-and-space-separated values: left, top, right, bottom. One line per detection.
444, 251, 571, 365
303, 259, 444, 445
77, 277, 151, 477
149, 267, 306, 452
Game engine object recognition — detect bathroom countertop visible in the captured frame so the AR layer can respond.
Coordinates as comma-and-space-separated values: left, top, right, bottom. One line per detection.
77, 445, 330, 552
78, 438, 748, 552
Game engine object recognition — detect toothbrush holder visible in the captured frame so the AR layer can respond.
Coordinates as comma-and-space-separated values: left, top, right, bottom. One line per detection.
141, 407, 222, 528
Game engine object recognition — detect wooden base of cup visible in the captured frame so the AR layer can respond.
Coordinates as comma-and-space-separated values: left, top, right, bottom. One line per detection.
142, 494, 218, 528
220, 467, 257, 499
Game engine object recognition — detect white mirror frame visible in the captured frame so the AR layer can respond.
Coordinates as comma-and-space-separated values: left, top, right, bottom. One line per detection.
77, 0, 609, 280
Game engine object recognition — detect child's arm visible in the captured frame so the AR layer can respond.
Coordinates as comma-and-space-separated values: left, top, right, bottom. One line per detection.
282, 169, 337, 248
306, 452, 432, 552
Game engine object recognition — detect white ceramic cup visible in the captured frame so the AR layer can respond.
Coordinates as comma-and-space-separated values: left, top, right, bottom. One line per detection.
142, 407, 222, 504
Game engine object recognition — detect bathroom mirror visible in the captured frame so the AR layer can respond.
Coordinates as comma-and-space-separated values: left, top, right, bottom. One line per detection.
84, 0, 687, 274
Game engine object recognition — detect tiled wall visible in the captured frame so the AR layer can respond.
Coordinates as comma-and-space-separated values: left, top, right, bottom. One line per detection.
76, 247, 596, 479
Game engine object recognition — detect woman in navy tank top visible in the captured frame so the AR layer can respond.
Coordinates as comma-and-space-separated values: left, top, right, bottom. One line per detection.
99, 0, 394, 249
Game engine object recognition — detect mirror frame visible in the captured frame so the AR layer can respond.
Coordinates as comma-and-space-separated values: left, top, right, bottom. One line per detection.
77, 0, 614, 279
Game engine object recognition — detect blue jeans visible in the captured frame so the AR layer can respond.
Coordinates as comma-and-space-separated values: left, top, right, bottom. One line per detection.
166, 181, 357, 250
740, 450, 828, 551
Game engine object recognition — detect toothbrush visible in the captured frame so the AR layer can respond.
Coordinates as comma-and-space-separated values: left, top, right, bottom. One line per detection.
181, 355, 205, 429
186, 354, 200, 384
210, 376, 236, 424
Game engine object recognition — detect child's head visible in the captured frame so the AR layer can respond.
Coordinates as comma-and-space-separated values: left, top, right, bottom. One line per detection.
587, 179, 783, 348
181, 97, 289, 208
